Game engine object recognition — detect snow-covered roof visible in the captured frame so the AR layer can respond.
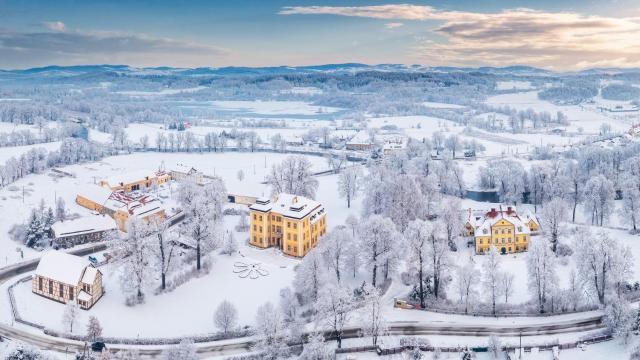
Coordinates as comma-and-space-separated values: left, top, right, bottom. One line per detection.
172, 164, 198, 175
77, 185, 112, 205
250, 193, 323, 219
81, 266, 99, 284
102, 191, 165, 217
102, 169, 166, 187
77, 290, 92, 302
474, 206, 531, 236
346, 130, 374, 146
35, 251, 90, 285
51, 215, 117, 238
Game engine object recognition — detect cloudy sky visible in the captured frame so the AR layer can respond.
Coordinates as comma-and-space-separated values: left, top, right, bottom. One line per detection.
1, 0, 639, 70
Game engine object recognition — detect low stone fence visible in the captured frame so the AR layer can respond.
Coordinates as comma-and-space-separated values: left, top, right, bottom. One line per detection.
6, 274, 43, 330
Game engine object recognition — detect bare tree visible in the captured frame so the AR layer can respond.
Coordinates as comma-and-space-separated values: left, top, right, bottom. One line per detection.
455, 257, 479, 314
482, 246, 501, 315
86, 316, 103, 341
266, 156, 319, 199
360, 285, 388, 346
527, 238, 557, 313
214, 300, 238, 335
316, 285, 353, 348
62, 302, 79, 333
404, 219, 433, 308
338, 166, 362, 208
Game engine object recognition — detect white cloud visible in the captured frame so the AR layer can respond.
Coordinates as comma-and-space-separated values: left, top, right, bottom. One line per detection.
42, 21, 66, 32
0, 29, 230, 68
385, 22, 404, 29
280, 4, 640, 69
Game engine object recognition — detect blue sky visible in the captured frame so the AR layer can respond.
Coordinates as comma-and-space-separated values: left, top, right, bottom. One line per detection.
0, 0, 639, 69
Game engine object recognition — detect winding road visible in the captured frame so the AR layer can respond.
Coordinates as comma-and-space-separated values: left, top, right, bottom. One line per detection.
0, 246, 607, 359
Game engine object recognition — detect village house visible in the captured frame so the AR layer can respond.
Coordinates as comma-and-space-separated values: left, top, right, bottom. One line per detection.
99, 169, 171, 193
465, 206, 540, 255
249, 193, 327, 258
170, 164, 205, 185
76, 185, 166, 232
51, 215, 117, 248
32, 251, 103, 310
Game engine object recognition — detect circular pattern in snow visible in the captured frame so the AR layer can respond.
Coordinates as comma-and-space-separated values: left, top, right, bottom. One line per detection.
233, 261, 269, 279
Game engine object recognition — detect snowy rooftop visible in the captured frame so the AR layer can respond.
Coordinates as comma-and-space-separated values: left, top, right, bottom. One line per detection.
250, 193, 323, 219
102, 169, 164, 187
77, 185, 112, 206
81, 266, 99, 285
35, 251, 91, 285
474, 206, 531, 236
172, 164, 198, 174
51, 215, 117, 238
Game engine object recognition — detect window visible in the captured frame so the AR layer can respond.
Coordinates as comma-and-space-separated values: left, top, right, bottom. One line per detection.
259, 215, 263, 221
294, 234, 298, 241
59, 283, 64, 297
253, 225, 257, 231
287, 222, 291, 228
69, 287, 74, 301
49, 281, 53, 294
259, 226, 263, 232
293, 223, 297, 229
287, 233, 291, 240
253, 214, 257, 220
38, 277, 43, 291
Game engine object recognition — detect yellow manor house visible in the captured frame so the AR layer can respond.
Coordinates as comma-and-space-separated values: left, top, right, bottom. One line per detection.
249, 193, 327, 257
465, 206, 540, 255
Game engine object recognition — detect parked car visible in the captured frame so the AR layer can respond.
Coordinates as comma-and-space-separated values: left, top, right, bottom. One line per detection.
88, 256, 98, 265
91, 342, 106, 352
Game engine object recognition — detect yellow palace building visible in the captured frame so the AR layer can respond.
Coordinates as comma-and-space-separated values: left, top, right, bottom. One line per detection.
465, 206, 539, 255
249, 194, 327, 258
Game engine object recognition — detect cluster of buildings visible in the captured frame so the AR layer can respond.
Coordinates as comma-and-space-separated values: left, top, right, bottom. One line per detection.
345, 130, 408, 155
249, 193, 327, 258
464, 206, 540, 255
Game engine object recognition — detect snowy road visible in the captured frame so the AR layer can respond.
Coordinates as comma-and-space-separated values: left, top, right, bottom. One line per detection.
0, 247, 607, 359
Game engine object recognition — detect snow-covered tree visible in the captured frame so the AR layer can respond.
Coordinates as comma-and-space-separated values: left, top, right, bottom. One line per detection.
439, 197, 464, 250
161, 339, 199, 360
604, 296, 633, 342
180, 180, 227, 270
62, 302, 79, 333
620, 179, 640, 233
482, 246, 501, 315
404, 219, 433, 307
444, 134, 461, 158
266, 155, 319, 199
499, 272, 515, 303
55, 197, 66, 221
527, 238, 557, 313
86, 316, 102, 341
540, 197, 568, 252
235, 212, 249, 232
455, 257, 478, 314
5, 344, 52, 360
338, 166, 362, 208
360, 285, 388, 346
147, 218, 177, 291
316, 285, 353, 348
319, 227, 351, 283
110, 219, 152, 304
220, 232, 238, 256
487, 335, 502, 359
563, 160, 583, 222
298, 332, 332, 360
293, 249, 326, 305
214, 300, 238, 335
237, 169, 245, 182
253, 302, 289, 360
574, 228, 633, 305
358, 215, 399, 287
583, 174, 615, 226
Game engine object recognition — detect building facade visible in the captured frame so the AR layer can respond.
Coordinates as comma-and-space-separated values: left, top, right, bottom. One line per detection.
32, 251, 103, 310
99, 170, 170, 193
465, 206, 539, 255
249, 194, 327, 257
170, 164, 205, 185
51, 215, 118, 248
